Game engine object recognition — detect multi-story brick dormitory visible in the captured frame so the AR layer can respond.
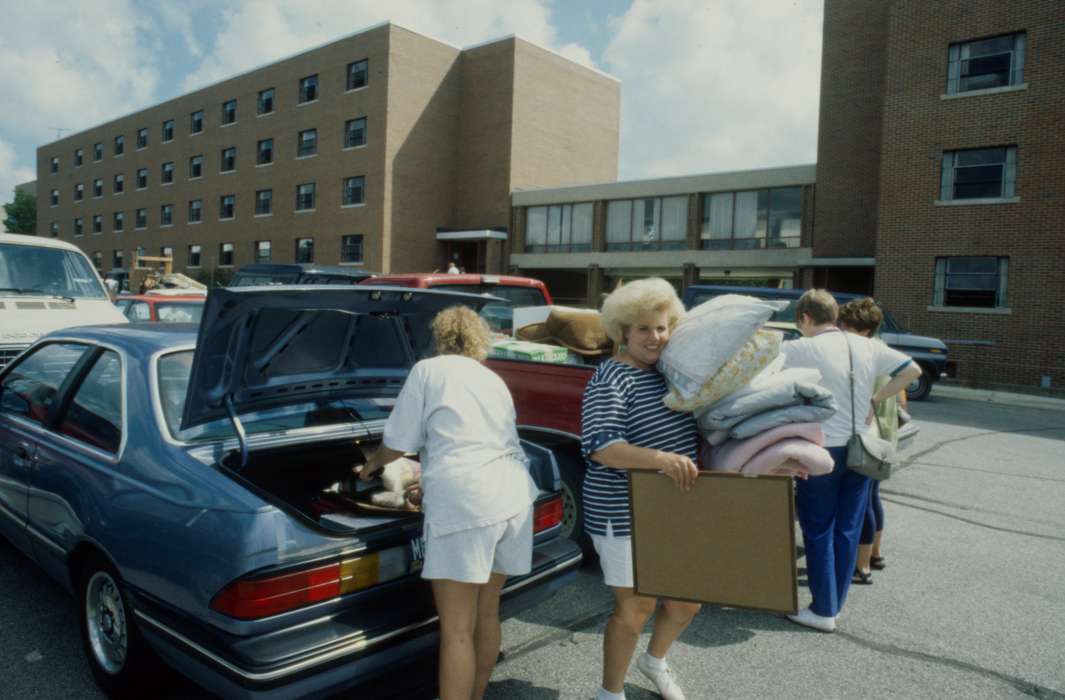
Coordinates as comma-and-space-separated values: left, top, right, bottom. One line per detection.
815, 0, 1065, 390
37, 22, 619, 277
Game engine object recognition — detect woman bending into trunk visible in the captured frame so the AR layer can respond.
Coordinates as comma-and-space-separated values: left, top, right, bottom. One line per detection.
358, 305, 538, 700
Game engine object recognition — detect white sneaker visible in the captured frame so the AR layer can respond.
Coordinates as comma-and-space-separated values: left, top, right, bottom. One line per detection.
786, 607, 837, 632
635, 653, 686, 700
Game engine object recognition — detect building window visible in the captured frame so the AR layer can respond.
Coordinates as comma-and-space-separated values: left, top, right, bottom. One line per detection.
299, 74, 318, 103
700, 188, 802, 250
220, 147, 236, 172
947, 33, 1026, 95
162, 119, 174, 142
220, 194, 235, 220
188, 199, 202, 223
346, 59, 368, 90
113, 212, 124, 232
258, 88, 275, 115
296, 183, 316, 211
525, 203, 593, 253
74, 217, 83, 237
255, 240, 272, 264
189, 154, 203, 178
257, 138, 273, 165
74, 183, 84, 201
92, 215, 102, 234
255, 189, 272, 215
933, 257, 1009, 308
92, 251, 103, 269
344, 117, 367, 148
219, 242, 234, 267
137, 127, 148, 149
50, 189, 59, 206
50, 156, 59, 174
113, 174, 124, 194
136, 168, 148, 189
160, 204, 173, 227
190, 110, 204, 134
221, 99, 237, 125
93, 179, 103, 198
114, 135, 124, 156
295, 238, 314, 263
162, 161, 175, 184
297, 129, 317, 157
113, 250, 124, 269
341, 235, 363, 263
161, 246, 173, 259
342, 176, 364, 206
74, 148, 84, 167
50, 222, 59, 237
606, 196, 688, 251
940, 147, 1017, 201
93, 142, 103, 161
188, 244, 201, 268
135, 208, 147, 229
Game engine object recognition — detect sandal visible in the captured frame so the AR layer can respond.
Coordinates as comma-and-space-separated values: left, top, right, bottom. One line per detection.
870, 556, 886, 571
852, 569, 873, 585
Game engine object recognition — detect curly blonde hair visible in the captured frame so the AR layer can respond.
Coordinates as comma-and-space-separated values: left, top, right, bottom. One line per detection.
431, 305, 492, 361
599, 278, 685, 344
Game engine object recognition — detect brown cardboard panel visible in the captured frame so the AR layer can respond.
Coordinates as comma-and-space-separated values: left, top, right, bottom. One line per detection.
630, 471, 797, 614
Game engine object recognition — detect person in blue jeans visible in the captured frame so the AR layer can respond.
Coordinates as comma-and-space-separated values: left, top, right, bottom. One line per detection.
781, 290, 921, 632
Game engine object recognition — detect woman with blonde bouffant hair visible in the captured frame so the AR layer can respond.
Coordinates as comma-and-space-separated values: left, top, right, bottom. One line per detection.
358, 305, 538, 700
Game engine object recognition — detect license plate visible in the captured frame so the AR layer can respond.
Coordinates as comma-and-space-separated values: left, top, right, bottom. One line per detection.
409, 534, 426, 572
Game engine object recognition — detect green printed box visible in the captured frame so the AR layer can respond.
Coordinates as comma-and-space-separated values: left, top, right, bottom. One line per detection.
489, 339, 569, 363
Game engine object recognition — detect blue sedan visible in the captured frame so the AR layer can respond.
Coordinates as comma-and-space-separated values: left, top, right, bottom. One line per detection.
0, 286, 581, 699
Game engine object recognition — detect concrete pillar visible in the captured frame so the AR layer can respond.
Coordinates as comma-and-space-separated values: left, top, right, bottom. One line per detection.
592, 201, 607, 252
586, 264, 605, 308
681, 262, 699, 296
686, 194, 701, 250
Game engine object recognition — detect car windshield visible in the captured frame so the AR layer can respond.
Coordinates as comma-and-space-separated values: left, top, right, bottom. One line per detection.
155, 302, 204, 323
230, 272, 300, 286
156, 350, 393, 442
429, 284, 547, 334
0, 243, 108, 299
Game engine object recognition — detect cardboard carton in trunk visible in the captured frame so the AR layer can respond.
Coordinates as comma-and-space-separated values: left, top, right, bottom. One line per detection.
629, 471, 798, 614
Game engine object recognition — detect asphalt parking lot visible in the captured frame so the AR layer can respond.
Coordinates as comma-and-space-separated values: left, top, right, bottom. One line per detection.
2, 393, 1063, 699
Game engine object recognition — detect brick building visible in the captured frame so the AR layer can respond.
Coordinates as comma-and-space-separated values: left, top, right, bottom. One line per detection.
36, 23, 619, 277
816, 0, 1065, 390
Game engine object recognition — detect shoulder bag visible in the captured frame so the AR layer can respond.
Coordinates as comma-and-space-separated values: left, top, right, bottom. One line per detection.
845, 335, 896, 480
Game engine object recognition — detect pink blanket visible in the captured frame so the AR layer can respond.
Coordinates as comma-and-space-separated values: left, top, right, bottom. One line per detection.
704, 422, 833, 478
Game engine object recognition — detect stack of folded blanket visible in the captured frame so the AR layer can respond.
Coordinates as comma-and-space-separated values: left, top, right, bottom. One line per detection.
660, 294, 838, 479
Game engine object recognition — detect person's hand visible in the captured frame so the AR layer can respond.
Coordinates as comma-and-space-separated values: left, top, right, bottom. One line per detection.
655, 451, 699, 493
866, 399, 877, 426
405, 483, 423, 507
357, 458, 384, 482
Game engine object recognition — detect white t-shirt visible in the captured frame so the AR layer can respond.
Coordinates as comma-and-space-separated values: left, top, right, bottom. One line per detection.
382, 354, 539, 535
781, 329, 913, 447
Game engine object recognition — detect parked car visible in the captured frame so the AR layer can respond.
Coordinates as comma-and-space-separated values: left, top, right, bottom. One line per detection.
114, 294, 206, 323
682, 285, 948, 400
362, 273, 553, 334
0, 286, 580, 699
0, 233, 127, 372
229, 263, 374, 287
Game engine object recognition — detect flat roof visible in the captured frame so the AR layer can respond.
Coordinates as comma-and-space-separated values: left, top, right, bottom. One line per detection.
511, 164, 817, 205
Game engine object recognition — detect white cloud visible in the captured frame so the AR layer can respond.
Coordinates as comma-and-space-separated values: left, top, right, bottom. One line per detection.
603, 0, 823, 178
180, 0, 596, 91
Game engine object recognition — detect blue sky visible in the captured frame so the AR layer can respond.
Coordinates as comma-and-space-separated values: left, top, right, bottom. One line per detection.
0, 0, 823, 216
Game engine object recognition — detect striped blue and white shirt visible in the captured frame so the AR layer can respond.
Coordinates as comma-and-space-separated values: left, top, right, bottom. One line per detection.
580, 359, 699, 537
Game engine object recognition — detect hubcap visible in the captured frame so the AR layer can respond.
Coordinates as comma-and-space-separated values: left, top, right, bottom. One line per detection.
560, 481, 577, 538
85, 571, 128, 675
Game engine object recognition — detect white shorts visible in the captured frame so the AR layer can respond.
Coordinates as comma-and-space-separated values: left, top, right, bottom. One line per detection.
591, 522, 634, 589
422, 508, 533, 584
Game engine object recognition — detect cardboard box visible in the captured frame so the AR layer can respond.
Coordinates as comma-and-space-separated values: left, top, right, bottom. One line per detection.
629, 471, 797, 614
488, 339, 569, 363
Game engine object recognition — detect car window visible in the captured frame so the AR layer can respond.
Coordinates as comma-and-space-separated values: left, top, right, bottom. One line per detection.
115, 300, 131, 313
0, 243, 108, 299
126, 301, 151, 321
232, 272, 300, 286
156, 350, 393, 442
0, 343, 88, 424
59, 351, 122, 453
155, 302, 203, 323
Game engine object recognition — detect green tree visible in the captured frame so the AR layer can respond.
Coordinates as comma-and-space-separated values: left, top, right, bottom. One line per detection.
3, 190, 36, 234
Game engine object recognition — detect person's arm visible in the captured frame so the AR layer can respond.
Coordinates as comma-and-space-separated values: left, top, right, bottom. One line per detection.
866, 363, 921, 423
357, 364, 425, 480
359, 445, 406, 482
590, 442, 699, 492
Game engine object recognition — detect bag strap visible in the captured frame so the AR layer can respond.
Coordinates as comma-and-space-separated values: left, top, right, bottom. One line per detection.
846, 333, 857, 439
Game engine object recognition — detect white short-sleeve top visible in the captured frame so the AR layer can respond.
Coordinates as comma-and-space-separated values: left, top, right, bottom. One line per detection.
382, 354, 538, 535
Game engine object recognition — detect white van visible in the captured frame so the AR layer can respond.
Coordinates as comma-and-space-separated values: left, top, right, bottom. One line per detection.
0, 233, 127, 370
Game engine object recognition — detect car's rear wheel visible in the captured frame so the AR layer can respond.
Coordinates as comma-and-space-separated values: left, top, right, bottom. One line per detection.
906, 368, 933, 401
77, 557, 166, 698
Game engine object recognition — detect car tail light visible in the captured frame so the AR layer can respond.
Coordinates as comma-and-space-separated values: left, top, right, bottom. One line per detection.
212, 547, 410, 620
533, 496, 563, 533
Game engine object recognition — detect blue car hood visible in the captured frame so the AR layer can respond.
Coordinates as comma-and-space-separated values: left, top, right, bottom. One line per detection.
180, 285, 493, 430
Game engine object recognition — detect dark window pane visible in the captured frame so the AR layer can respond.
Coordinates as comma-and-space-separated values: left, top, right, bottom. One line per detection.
59, 351, 122, 452
0, 343, 87, 423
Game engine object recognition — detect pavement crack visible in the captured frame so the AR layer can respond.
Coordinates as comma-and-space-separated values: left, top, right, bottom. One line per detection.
903, 460, 1065, 484
881, 496, 1065, 542
881, 488, 1065, 528
835, 630, 1065, 699
900, 426, 1065, 473
500, 604, 614, 664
